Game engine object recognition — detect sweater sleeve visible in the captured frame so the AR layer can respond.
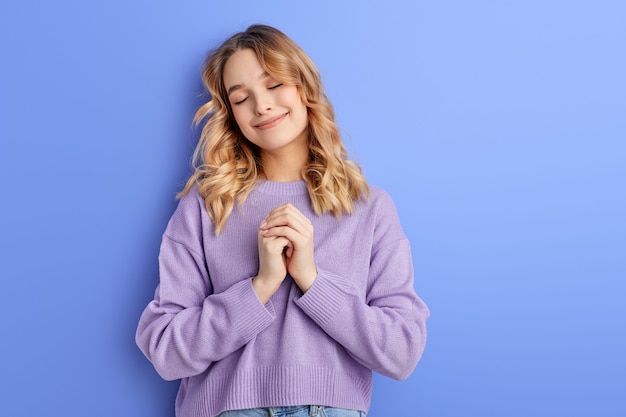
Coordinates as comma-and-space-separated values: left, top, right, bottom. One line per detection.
135, 191, 275, 381
294, 191, 429, 380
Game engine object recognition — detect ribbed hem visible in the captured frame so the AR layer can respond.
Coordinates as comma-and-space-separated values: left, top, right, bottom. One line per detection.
254, 180, 309, 196
179, 365, 372, 417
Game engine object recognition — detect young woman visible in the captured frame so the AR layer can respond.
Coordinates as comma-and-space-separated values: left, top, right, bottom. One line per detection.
136, 24, 429, 417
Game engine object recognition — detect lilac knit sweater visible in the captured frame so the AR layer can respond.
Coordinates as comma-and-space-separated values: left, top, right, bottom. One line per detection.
136, 180, 429, 417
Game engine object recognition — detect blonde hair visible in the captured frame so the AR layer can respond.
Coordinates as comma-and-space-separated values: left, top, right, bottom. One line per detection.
179, 24, 369, 234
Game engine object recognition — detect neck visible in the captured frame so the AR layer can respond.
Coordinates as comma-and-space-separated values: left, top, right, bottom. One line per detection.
260, 138, 309, 182
261, 152, 306, 182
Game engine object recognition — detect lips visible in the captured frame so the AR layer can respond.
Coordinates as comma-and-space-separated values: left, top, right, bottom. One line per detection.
254, 112, 288, 130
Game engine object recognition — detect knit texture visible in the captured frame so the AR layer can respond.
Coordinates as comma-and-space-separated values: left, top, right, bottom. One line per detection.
136, 180, 429, 417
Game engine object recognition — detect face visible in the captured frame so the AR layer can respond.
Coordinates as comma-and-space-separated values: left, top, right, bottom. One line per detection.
222, 48, 309, 155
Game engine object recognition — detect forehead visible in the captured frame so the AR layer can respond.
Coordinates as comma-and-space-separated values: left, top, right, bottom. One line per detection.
223, 49, 266, 89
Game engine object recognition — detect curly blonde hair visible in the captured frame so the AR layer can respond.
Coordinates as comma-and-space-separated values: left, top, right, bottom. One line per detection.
179, 24, 369, 234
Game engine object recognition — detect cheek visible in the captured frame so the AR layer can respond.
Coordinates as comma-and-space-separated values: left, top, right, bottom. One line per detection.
282, 89, 307, 122
278, 86, 301, 106
231, 108, 250, 131
294, 100, 308, 126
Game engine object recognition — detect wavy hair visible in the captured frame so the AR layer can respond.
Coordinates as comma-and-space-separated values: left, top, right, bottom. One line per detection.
179, 24, 369, 234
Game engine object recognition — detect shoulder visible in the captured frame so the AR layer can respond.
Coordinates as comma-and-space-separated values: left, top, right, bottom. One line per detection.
177, 184, 205, 209
357, 185, 406, 242
165, 185, 210, 242
369, 185, 396, 207
358, 185, 399, 217
172, 185, 206, 222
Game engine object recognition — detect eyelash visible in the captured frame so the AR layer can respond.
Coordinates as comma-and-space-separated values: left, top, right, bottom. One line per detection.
233, 84, 283, 106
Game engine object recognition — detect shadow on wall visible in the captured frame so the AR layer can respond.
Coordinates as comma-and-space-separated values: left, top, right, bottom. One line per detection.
128, 64, 208, 416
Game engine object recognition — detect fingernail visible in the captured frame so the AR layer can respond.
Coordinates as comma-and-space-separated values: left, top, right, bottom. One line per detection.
260, 220, 267, 228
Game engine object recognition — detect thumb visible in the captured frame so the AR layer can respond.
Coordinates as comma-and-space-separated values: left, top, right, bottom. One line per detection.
284, 242, 294, 258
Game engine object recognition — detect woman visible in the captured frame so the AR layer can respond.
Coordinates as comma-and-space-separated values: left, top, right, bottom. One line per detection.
136, 24, 429, 417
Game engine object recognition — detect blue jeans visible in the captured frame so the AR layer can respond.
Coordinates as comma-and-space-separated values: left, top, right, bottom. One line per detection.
217, 405, 365, 417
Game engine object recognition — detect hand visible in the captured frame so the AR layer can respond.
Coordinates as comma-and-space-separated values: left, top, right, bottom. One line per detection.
259, 204, 317, 292
252, 224, 290, 304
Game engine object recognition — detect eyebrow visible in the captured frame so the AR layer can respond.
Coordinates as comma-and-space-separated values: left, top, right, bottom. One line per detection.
227, 71, 270, 96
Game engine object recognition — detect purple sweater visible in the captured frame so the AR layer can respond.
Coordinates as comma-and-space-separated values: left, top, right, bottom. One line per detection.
136, 180, 429, 417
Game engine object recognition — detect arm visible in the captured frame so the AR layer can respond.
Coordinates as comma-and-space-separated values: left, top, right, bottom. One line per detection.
295, 194, 429, 380
135, 194, 276, 381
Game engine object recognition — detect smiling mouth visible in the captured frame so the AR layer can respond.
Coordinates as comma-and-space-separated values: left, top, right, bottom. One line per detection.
255, 113, 288, 130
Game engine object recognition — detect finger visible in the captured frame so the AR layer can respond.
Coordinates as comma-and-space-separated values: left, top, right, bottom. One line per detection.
262, 211, 312, 236
259, 234, 291, 254
262, 226, 311, 250
284, 242, 294, 258
263, 204, 312, 228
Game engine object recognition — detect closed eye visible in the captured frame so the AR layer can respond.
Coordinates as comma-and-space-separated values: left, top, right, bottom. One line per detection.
232, 83, 282, 105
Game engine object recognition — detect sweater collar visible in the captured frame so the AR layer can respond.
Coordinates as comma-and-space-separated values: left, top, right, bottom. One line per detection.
255, 179, 308, 196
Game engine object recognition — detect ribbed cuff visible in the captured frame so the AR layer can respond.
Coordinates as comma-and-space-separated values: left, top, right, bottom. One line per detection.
294, 269, 352, 326
225, 279, 276, 342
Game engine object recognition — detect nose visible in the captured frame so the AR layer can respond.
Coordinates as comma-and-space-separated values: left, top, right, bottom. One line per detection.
254, 91, 273, 116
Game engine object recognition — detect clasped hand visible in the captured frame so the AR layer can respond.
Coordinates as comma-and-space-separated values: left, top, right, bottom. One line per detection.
252, 204, 317, 303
